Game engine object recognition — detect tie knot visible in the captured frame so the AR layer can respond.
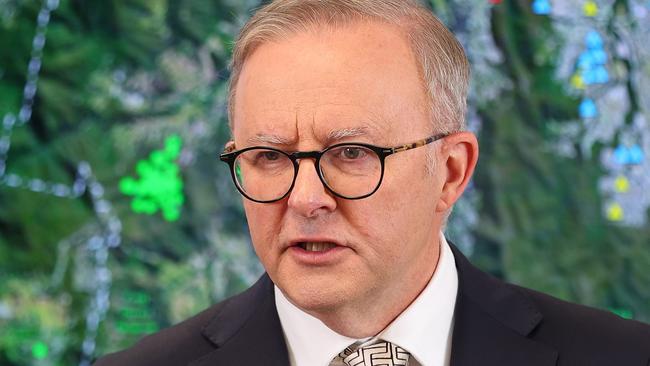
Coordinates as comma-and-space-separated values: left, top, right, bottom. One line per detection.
338, 340, 410, 366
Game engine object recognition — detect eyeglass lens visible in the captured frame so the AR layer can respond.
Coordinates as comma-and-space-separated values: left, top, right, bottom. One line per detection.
233, 146, 382, 201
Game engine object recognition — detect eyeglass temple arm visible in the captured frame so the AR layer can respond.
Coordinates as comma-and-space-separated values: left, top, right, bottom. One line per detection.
389, 133, 448, 153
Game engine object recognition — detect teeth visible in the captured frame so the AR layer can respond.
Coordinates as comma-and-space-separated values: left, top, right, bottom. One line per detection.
302, 242, 336, 252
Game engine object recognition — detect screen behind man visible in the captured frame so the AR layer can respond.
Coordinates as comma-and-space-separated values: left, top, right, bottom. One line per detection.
95, 1, 650, 365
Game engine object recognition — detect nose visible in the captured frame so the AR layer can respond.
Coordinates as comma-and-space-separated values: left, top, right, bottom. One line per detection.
287, 159, 337, 217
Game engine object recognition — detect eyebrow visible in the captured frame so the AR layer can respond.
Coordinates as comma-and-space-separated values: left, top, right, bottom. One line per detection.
247, 133, 295, 146
326, 126, 370, 141
245, 126, 375, 147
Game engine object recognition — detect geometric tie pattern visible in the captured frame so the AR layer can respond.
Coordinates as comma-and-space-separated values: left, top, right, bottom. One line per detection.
336, 340, 411, 366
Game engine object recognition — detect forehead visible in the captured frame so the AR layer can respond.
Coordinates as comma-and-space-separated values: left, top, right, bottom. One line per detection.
231, 21, 430, 146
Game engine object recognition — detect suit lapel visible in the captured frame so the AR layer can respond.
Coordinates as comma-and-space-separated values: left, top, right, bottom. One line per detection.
189, 244, 559, 366
190, 274, 290, 366
448, 243, 558, 366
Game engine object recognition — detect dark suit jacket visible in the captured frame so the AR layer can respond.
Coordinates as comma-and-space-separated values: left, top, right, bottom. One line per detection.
95, 243, 650, 365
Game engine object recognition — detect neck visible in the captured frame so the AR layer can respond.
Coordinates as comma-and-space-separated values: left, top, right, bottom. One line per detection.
308, 239, 441, 338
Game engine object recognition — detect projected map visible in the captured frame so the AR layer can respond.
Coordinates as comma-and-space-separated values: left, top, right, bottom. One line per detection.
1, 1, 648, 365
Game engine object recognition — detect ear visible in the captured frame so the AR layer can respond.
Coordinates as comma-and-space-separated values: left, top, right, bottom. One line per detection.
435, 132, 479, 213
224, 140, 237, 153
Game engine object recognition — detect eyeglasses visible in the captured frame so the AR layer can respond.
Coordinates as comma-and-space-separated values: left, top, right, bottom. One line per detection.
219, 133, 448, 203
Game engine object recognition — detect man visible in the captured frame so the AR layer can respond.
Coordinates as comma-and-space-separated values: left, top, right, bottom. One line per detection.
96, 0, 650, 365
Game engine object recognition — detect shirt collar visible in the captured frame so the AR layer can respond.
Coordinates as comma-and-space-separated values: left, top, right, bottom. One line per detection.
379, 232, 458, 365
275, 232, 459, 366
275, 286, 357, 366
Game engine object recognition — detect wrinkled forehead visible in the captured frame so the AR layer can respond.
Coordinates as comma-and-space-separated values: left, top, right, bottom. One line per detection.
239, 111, 390, 149
230, 22, 431, 149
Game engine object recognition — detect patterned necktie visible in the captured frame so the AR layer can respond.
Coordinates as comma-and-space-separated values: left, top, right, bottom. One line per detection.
336, 340, 411, 366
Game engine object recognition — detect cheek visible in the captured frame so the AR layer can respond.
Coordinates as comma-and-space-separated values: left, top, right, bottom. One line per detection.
340, 188, 409, 257
368, 160, 439, 234
243, 202, 284, 253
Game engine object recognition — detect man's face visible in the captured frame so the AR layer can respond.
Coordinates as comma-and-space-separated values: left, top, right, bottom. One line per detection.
232, 22, 448, 317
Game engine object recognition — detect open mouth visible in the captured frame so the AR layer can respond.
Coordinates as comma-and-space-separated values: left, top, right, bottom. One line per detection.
296, 242, 338, 252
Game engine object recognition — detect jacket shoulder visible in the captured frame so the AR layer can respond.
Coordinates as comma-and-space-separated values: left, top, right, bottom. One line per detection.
93, 300, 223, 366
511, 284, 650, 364
93, 277, 264, 366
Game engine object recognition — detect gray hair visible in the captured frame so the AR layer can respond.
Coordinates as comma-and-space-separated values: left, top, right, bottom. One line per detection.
227, 0, 470, 135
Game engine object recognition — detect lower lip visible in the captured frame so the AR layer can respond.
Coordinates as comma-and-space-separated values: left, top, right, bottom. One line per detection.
288, 245, 348, 265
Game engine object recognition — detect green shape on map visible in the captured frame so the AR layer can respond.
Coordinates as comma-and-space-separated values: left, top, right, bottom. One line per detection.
119, 135, 185, 221
32, 341, 49, 360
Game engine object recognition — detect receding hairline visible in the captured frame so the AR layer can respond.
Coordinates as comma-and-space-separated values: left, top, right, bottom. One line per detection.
228, 0, 470, 134
231, 19, 430, 128
230, 17, 423, 114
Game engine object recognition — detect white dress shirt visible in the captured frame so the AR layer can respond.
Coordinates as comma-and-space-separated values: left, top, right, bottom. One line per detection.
275, 232, 459, 366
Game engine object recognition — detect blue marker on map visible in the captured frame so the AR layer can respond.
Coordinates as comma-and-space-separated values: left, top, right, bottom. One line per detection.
579, 98, 598, 119
532, 0, 551, 15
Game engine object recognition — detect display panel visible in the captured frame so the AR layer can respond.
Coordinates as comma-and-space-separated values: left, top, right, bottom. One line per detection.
0, 1, 648, 365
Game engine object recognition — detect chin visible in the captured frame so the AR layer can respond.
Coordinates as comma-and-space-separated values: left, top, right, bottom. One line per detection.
279, 278, 345, 313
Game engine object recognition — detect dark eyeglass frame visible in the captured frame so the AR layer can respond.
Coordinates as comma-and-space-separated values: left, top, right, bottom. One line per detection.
219, 133, 449, 203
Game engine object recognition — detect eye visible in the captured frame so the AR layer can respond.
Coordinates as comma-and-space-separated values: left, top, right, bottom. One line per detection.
341, 147, 366, 160
261, 151, 280, 161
